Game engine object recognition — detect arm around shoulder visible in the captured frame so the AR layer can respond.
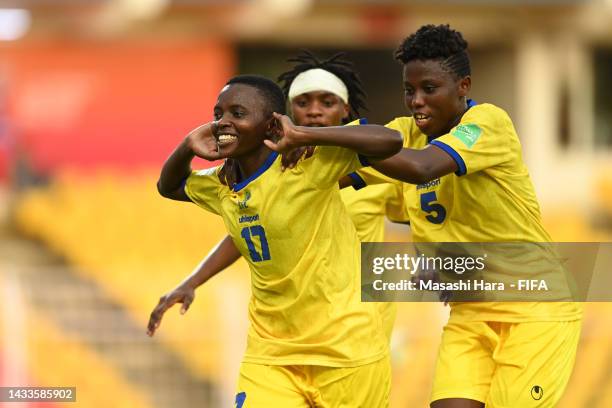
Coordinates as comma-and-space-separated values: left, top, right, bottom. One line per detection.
266, 113, 402, 160
370, 144, 458, 185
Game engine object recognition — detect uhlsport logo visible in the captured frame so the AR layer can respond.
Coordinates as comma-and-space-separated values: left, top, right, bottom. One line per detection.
530, 385, 544, 401
451, 123, 482, 148
238, 191, 251, 210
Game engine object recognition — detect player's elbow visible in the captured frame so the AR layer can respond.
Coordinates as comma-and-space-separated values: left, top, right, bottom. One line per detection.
157, 179, 174, 199
384, 129, 403, 157
371, 129, 403, 159
404, 161, 439, 185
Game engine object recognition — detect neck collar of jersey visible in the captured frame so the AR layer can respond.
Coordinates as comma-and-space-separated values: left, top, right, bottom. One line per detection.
232, 151, 279, 192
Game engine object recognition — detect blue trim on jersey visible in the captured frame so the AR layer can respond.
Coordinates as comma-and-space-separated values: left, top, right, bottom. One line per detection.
348, 172, 367, 190
356, 118, 370, 165
358, 154, 370, 167
232, 151, 279, 192
179, 176, 193, 202
430, 140, 467, 176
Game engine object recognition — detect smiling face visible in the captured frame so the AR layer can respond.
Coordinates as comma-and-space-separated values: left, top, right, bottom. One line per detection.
402, 59, 471, 138
290, 91, 350, 127
213, 83, 273, 158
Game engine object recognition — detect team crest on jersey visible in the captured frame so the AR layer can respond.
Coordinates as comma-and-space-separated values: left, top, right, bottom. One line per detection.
451, 123, 482, 148
238, 191, 251, 210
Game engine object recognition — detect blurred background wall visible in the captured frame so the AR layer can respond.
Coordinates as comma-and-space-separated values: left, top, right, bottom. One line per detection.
1, 0, 612, 407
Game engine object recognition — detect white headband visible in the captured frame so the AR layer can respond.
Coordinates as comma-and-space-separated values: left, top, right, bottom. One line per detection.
288, 68, 349, 104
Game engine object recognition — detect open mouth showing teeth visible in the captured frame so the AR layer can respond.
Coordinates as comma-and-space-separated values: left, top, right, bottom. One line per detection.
217, 134, 237, 145
413, 113, 431, 127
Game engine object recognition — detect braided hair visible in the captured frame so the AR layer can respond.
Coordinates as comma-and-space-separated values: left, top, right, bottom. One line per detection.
395, 24, 471, 79
278, 50, 367, 121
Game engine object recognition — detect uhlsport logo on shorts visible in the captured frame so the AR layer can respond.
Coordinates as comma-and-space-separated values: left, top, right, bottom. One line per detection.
530, 385, 544, 400
451, 123, 482, 148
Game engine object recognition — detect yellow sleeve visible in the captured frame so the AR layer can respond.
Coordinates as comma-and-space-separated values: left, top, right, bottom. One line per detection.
299, 117, 370, 188
184, 166, 223, 215
430, 104, 514, 176
385, 183, 410, 223
304, 145, 367, 189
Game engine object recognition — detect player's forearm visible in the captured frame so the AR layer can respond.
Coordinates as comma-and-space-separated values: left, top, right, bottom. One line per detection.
370, 150, 427, 184
371, 147, 458, 185
180, 236, 242, 290
296, 125, 402, 159
158, 137, 195, 198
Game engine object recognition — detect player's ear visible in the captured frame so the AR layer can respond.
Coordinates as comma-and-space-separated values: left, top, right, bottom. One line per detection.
458, 75, 471, 97
265, 114, 280, 139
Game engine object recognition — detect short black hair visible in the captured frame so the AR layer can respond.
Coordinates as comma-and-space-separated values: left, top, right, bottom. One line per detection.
278, 50, 367, 122
395, 24, 471, 79
226, 74, 286, 115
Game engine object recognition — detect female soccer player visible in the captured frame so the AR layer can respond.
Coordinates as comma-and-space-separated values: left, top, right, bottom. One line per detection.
345, 24, 582, 408
147, 51, 406, 343
154, 74, 401, 407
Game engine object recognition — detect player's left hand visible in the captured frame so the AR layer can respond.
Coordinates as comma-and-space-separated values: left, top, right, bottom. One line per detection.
186, 122, 227, 161
264, 113, 305, 154
147, 284, 195, 337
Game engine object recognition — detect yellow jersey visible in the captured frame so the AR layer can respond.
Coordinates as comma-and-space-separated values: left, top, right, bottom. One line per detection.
343, 117, 409, 240
340, 183, 407, 242
185, 146, 388, 367
356, 103, 582, 322
340, 182, 407, 343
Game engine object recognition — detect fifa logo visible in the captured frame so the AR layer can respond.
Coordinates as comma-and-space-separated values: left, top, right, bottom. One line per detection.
238, 191, 251, 210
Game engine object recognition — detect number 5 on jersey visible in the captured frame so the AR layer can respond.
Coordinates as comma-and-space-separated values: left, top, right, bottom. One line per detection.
241, 225, 271, 262
420, 191, 447, 224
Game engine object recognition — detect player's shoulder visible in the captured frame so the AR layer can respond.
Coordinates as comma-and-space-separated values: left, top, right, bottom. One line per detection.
463, 103, 512, 126
345, 117, 369, 126
188, 165, 224, 187
193, 166, 221, 177
184, 164, 225, 208
385, 116, 419, 144
384, 116, 430, 149
384, 116, 413, 131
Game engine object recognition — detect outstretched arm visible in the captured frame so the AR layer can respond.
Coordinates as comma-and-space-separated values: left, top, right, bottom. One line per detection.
147, 235, 241, 336
369, 145, 458, 185
265, 113, 402, 160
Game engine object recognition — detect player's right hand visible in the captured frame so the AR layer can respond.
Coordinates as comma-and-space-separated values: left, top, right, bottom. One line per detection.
264, 113, 304, 154
186, 122, 226, 161
147, 285, 195, 337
